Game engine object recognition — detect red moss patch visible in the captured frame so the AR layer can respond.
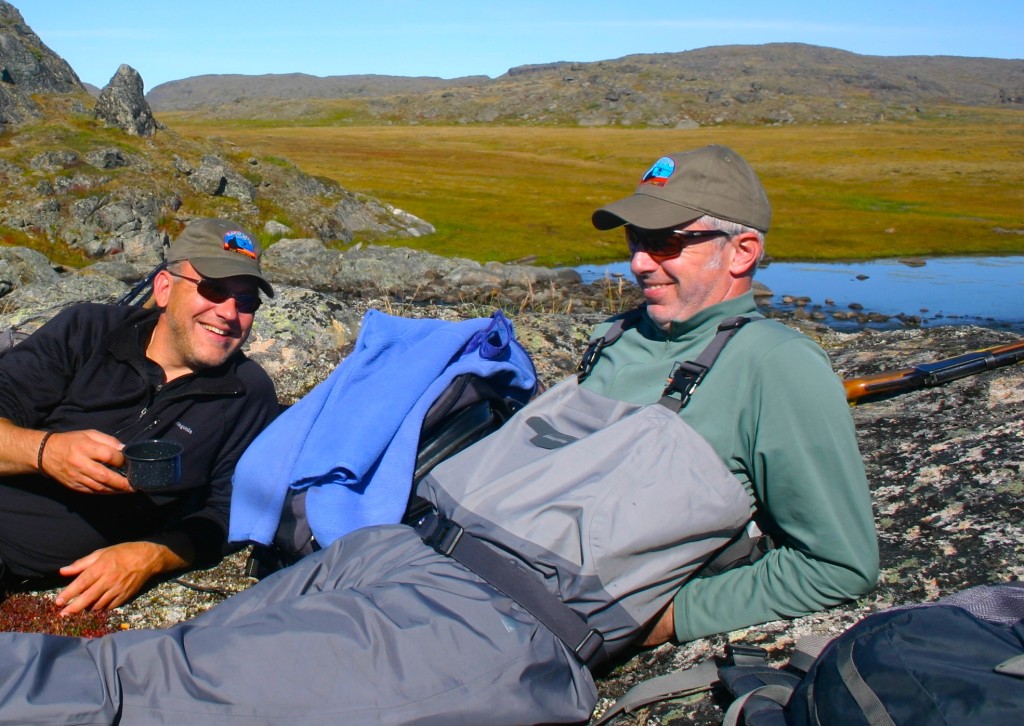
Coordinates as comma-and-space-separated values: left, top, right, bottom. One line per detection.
0, 594, 115, 638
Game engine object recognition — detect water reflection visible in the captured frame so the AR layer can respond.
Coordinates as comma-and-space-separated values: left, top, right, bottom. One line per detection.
571, 256, 1024, 332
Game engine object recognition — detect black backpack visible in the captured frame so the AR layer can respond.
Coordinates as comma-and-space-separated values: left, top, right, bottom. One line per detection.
596, 581, 1024, 726
777, 582, 1024, 726
244, 372, 524, 579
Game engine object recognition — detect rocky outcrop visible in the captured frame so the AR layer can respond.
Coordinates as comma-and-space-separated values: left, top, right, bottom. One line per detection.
0, 2, 436, 261
93, 64, 157, 136
0, 1, 82, 94
261, 238, 589, 308
0, 1, 84, 126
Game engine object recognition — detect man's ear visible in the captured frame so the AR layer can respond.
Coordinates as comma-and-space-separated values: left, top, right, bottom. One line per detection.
150, 269, 174, 308
729, 233, 763, 278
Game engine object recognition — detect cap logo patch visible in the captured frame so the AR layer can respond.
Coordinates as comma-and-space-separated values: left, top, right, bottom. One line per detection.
640, 156, 675, 188
223, 230, 257, 260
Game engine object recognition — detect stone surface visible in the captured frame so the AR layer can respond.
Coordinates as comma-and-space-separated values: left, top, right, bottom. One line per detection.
0, 0, 82, 127
93, 64, 157, 137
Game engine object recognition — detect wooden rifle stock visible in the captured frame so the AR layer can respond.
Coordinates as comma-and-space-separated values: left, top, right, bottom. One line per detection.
843, 339, 1024, 403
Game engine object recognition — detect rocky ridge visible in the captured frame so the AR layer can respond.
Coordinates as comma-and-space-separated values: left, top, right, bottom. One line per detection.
2, 246, 1022, 725
148, 43, 1024, 126
0, 1, 82, 126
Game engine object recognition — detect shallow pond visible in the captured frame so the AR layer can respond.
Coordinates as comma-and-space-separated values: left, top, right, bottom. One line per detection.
572, 256, 1024, 332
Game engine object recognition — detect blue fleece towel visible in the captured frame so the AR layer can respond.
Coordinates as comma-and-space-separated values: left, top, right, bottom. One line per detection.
229, 309, 536, 548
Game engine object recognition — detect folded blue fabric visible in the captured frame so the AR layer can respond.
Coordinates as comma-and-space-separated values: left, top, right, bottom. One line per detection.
229, 309, 536, 547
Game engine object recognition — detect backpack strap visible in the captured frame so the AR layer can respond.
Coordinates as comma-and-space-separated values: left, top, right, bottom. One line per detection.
595, 635, 832, 725
590, 660, 720, 726
833, 639, 898, 726
721, 684, 798, 726
576, 308, 756, 412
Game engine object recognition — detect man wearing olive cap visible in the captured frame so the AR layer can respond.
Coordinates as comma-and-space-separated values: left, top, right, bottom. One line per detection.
0, 218, 278, 614
584, 144, 878, 645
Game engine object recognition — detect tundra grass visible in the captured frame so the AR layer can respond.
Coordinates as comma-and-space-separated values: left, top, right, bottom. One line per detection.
167, 110, 1024, 267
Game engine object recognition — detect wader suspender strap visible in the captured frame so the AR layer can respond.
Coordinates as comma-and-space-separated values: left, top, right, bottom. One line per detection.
577, 309, 753, 413
576, 308, 644, 381
412, 507, 608, 669
658, 316, 753, 413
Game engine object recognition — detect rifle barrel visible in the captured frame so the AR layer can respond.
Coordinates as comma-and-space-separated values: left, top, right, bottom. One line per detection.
843, 339, 1024, 403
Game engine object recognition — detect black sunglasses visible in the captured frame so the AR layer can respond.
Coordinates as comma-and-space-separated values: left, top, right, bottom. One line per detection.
167, 271, 262, 314
625, 227, 730, 262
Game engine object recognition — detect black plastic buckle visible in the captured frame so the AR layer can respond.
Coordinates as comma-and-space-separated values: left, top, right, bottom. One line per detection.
576, 337, 608, 379
665, 360, 709, 404
574, 628, 605, 667
424, 517, 465, 556
718, 316, 752, 332
725, 643, 770, 668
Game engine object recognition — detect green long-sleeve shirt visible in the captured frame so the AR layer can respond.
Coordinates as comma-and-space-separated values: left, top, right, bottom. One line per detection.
580, 291, 878, 641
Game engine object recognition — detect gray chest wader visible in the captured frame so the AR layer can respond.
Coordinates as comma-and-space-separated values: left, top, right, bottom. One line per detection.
412, 314, 756, 666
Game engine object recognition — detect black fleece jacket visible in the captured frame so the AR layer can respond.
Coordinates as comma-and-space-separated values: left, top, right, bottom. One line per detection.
0, 303, 278, 566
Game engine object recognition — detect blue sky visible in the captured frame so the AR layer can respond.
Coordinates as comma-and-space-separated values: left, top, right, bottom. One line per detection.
21, 1, 1024, 91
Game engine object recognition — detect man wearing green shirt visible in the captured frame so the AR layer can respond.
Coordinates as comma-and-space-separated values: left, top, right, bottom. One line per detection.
585, 144, 878, 644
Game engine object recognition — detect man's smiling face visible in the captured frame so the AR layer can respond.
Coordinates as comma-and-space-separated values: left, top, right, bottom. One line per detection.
151, 261, 258, 377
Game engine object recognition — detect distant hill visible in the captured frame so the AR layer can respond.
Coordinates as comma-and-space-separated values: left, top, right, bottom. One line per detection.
147, 43, 1024, 126
146, 72, 489, 109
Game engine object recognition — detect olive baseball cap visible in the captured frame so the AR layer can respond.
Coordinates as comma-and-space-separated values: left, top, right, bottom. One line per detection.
592, 144, 771, 233
167, 218, 274, 297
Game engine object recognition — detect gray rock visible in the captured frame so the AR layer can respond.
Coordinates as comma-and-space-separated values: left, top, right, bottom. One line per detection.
261, 238, 343, 291
62, 191, 167, 261
93, 64, 157, 137
0, 158, 22, 179
0, 246, 60, 295
187, 155, 256, 203
0, 82, 38, 125
323, 193, 435, 243
0, 271, 127, 330
265, 243, 594, 312
263, 220, 292, 237
29, 150, 79, 172
173, 155, 194, 175
245, 285, 358, 404
85, 148, 130, 169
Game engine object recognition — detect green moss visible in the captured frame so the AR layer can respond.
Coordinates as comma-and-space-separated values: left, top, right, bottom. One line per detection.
0, 226, 90, 267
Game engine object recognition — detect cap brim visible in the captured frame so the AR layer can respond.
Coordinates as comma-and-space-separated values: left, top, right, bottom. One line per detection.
190, 258, 275, 298
592, 192, 703, 231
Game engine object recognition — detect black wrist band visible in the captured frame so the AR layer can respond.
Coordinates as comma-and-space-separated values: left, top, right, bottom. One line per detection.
36, 431, 53, 473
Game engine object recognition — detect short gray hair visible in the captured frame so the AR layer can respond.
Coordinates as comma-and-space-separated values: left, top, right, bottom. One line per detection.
694, 214, 766, 273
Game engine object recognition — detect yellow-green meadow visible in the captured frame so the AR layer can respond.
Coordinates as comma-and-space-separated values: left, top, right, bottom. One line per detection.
167, 109, 1024, 267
